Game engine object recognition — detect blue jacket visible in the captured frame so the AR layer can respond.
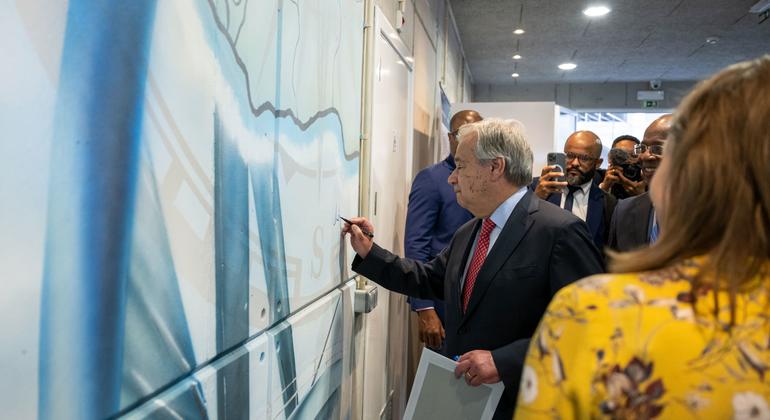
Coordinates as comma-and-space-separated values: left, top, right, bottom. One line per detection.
405, 155, 473, 315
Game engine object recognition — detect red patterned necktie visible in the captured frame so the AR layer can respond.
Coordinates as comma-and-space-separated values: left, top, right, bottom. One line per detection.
462, 218, 496, 312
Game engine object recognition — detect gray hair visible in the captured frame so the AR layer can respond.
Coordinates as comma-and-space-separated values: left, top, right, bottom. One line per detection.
457, 118, 533, 186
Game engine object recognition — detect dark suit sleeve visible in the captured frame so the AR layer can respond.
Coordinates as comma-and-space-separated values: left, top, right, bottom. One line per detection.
549, 218, 605, 292
607, 202, 621, 251
352, 242, 448, 301
404, 169, 440, 311
409, 298, 436, 311
491, 218, 604, 390
602, 193, 618, 249
491, 339, 532, 391
405, 169, 439, 262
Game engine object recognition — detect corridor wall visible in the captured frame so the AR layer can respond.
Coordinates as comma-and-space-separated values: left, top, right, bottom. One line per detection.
1, 0, 362, 418
452, 101, 564, 176
1, 0, 475, 418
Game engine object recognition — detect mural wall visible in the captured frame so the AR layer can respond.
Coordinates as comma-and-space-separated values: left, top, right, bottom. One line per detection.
1, 0, 363, 418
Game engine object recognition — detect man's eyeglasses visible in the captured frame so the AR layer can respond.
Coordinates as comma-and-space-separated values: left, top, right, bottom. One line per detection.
565, 152, 597, 164
633, 144, 664, 157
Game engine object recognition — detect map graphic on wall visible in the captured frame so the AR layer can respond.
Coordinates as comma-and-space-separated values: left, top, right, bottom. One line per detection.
0, 0, 363, 418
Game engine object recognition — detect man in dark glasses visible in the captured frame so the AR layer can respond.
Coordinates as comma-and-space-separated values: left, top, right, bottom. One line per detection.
532, 130, 617, 250
608, 114, 672, 251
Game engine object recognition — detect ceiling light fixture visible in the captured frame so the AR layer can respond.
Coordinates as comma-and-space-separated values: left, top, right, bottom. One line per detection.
558, 62, 577, 70
512, 54, 522, 60
705, 36, 720, 45
513, 28, 525, 35
583, 6, 611, 17
511, 73, 520, 78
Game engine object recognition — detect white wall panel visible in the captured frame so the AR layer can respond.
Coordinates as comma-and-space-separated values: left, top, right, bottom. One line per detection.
453, 101, 561, 176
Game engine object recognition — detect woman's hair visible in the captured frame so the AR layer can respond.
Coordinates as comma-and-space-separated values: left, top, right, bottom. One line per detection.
611, 55, 770, 317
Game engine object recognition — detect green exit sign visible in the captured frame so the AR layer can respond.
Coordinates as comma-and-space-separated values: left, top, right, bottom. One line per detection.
760, 9, 769, 23
642, 100, 659, 108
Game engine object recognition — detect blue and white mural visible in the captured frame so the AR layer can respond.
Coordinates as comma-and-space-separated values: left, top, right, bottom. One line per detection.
0, 0, 363, 418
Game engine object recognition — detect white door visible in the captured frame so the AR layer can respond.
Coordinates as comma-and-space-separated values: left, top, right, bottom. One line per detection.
362, 7, 413, 420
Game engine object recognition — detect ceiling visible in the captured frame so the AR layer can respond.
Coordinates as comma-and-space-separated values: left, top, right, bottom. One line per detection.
449, 0, 770, 85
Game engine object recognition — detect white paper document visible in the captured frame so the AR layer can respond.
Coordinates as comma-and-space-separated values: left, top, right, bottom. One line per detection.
403, 348, 505, 420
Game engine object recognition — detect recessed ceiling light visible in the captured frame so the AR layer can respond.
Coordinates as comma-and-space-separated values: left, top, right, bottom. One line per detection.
511, 73, 520, 78
558, 62, 577, 70
513, 28, 525, 35
583, 6, 610, 17
512, 54, 522, 60
705, 36, 720, 45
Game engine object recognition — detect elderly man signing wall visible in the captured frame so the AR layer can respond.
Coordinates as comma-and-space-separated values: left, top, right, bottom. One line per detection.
342, 119, 604, 419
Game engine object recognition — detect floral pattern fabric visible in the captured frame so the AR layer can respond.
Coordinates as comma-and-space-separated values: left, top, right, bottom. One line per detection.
515, 259, 770, 419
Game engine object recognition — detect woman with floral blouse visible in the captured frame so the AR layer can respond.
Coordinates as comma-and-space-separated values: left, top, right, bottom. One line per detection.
515, 55, 770, 419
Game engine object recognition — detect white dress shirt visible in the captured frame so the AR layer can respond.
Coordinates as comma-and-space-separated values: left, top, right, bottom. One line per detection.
559, 179, 592, 221
459, 186, 528, 289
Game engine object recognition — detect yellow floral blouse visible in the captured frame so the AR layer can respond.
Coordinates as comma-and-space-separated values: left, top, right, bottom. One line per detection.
515, 259, 770, 419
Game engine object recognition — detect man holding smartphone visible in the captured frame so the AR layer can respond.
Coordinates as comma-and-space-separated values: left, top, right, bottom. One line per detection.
531, 130, 617, 249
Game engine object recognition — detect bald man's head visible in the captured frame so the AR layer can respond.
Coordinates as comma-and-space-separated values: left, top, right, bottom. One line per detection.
449, 110, 483, 156
566, 130, 603, 157
564, 130, 603, 186
639, 114, 673, 181
643, 114, 673, 144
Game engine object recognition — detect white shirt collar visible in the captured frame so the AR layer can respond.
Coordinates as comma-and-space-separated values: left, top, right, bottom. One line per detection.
488, 186, 528, 228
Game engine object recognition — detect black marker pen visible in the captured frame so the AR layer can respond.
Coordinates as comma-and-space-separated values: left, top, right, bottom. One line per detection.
339, 216, 374, 238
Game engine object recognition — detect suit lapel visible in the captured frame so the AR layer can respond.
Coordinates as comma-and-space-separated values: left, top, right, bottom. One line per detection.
460, 191, 537, 325
630, 193, 653, 245
585, 184, 603, 239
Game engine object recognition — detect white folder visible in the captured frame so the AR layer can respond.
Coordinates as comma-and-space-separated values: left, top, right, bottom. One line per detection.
403, 348, 505, 420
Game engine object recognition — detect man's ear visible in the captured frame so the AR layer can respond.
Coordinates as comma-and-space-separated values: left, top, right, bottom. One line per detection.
489, 157, 506, 179
595, 158, 604, 170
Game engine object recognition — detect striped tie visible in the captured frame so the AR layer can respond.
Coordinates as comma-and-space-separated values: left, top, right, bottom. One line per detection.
462, 218, 496, 312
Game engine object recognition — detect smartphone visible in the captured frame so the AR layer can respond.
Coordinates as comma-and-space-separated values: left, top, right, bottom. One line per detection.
546, 152, 567, 182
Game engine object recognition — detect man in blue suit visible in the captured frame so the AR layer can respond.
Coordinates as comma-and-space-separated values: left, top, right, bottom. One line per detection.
404, 110, 481, 351
532, 130, 616, 250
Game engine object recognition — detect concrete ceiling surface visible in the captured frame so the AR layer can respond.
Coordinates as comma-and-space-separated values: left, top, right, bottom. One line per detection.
449, 0, 770, 84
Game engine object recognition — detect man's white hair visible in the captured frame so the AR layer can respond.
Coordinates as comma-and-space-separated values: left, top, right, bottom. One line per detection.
457, 118, 533, 186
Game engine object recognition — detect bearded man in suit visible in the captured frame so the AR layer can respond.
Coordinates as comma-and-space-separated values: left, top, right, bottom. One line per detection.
532, 130, 617, 249
343, 118, 604, 419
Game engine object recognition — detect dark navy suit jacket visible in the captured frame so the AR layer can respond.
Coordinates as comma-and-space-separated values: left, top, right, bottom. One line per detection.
529, 178, 616, 250
404, 155, 473, 316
